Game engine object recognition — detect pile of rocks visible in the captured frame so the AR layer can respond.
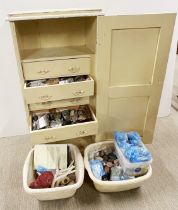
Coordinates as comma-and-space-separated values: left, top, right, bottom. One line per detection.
32, 105, 92, 130
89, 147, 134, 181
27, 75, 89, 87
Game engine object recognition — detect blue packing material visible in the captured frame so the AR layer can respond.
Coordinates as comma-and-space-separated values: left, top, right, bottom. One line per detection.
127, 131, 142, 146
36, 165, 48, 174
114, 131, 152, 163
124, 146, 152, 163
114, 131, 127, 142
114, 131, 128, 149
89, 159, 106, 180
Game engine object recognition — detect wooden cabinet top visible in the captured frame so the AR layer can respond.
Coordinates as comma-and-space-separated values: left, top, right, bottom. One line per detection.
8, 8, 104, 21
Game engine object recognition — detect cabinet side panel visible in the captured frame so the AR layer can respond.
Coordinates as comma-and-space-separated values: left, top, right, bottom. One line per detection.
10, 22, 29, 123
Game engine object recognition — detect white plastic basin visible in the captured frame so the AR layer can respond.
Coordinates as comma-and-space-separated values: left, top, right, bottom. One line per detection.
84, 141, 152, 192
23, 144, 84, 200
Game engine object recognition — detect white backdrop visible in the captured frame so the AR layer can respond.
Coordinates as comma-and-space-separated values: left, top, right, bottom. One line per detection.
0, 0, 178, 138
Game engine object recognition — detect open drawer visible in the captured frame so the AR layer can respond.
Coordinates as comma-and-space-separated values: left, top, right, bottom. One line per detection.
29, 105, 98, 145
24, 76, 94, 104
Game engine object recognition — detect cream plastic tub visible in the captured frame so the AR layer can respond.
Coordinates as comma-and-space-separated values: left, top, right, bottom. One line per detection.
23, 144, 84, 200
84, 141, 152, 192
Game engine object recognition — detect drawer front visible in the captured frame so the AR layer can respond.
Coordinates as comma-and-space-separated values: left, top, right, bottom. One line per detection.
24, 77, 94, 104
29, 97, 90, 111
30, 107, 98, 145
31, 121, 98, 145
23, 58, 90, 80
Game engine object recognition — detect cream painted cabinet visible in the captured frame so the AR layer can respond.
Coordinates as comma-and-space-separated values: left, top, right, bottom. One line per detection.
95, 14, 176, 143
9, 10, 175, 145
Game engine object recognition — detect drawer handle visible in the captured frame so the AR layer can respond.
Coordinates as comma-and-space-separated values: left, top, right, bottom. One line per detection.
78, 131, 87, 136
39, 95, 52, 101
37, 70, 49, 75
45, 136, 55, 141
41, 101, 52, 105
73, 90, 85, 96
68, 66, 80, 73
70, 98, 81, 104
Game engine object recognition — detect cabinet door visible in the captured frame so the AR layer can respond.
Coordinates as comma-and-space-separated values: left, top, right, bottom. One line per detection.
96, 14, 175, 143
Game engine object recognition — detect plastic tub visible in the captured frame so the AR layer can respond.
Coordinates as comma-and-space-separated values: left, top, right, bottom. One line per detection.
114, 140, 152, 176
84, 141, 152, 192
23, 144, 84, 200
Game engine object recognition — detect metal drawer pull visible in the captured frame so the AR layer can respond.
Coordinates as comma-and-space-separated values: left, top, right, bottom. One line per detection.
79, 131, 87, 136
41, 101, 52, 105
37, 70, 49, 75
68, 66, 80, 73
39, 95, 52, 101
73, 90, 85, 96
70, 98, 81, 103
45, 136, 54, 141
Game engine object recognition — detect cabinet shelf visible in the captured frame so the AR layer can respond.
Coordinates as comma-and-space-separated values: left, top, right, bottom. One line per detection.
22, 45, 94, 63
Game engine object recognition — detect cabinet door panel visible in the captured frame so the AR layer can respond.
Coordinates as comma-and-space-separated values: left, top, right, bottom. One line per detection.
96, 14, 175, 143
110, 28, 159, 86
107, 97, 149, 135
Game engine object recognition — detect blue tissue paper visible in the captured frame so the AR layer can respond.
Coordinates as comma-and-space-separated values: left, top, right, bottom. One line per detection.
127, 131, 142, 146
89, 159, 105, 180
114, 131, 152, 163
36, 165, 48, 174
114, 131, 129, 149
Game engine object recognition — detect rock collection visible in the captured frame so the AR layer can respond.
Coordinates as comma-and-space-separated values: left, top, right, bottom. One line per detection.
89, 147, 134, 181
27, 75, 89, 87
32, 105, 92, 130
